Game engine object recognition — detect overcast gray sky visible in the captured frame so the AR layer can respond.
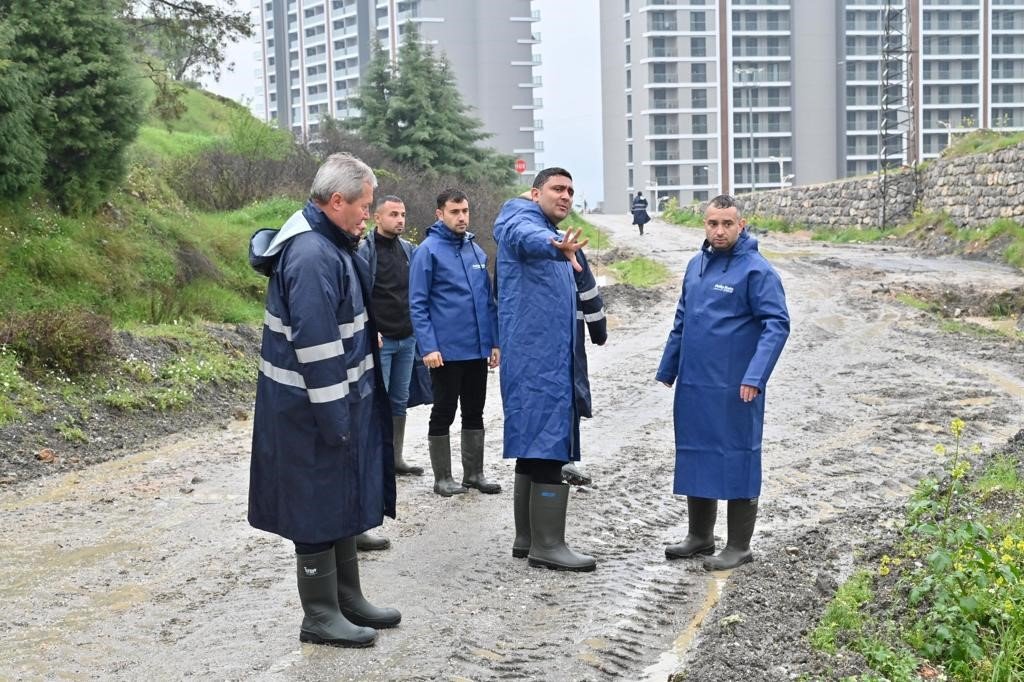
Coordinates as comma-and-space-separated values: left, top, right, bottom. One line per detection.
201, 0, 605, 202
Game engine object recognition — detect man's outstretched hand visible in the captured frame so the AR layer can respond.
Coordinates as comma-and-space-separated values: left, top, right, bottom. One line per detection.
551, 227, 589, 272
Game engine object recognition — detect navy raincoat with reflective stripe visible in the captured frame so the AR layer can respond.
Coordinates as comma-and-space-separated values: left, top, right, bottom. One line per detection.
493, 199, 577, 462
656, 230, 789, 500
572, 248, 606, 460
248, 202, 396, 543
408, 221, 498, 361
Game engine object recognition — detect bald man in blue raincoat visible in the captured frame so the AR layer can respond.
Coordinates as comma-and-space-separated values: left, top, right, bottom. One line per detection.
656, 194, 789, 571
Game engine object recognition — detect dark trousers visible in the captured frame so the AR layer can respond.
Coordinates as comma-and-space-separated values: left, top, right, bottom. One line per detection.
295, 539, 336, 554
428, 359, 487, 436
515, 458, 564, 484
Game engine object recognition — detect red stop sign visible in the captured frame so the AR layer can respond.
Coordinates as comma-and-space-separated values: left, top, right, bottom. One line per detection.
515, 158, 526, 174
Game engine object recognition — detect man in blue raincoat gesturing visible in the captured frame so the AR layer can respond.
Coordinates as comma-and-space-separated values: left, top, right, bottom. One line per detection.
493, 167, 595, 572
656, 194, 789, 571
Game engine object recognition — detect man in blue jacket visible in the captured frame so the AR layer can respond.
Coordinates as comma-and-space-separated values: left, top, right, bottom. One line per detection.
656, 194, 790, 571
247, 153, 400, 647
493, 168, 594, 572
409, 188, 501, 497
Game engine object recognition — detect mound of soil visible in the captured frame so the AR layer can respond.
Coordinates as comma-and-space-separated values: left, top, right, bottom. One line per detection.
0, 324, 259, 486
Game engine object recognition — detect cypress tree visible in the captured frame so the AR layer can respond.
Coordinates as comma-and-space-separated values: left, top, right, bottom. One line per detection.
6, 0, 144, 213
349, 38, 395, 149
0, 19, 45, 199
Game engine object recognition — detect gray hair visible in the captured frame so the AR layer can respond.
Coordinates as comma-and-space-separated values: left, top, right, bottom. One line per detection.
309, 153, 377, 203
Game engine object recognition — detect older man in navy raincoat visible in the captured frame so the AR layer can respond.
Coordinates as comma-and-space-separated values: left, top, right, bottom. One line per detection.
493, 167, 596, 572
656, 194, 789, 572
248, 153, 399, 648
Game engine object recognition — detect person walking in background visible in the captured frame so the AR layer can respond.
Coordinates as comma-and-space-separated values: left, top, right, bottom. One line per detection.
247, 153, 400, 648
656, 194, 790, 571
493, 167, 595, 572
409, 188, 501, 497
631, 191, 651, 236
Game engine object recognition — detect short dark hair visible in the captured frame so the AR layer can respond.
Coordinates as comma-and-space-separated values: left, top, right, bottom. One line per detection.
374, 194, 404, 211
436, 188, 468, 209
533, 167, 573, 190
706, 194, 743, 217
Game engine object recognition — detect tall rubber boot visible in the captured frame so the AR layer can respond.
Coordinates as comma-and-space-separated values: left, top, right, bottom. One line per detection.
392, 415, 423, 476
296, 548, 377, 647
429, 434, 467, 497
561, 462, 592, 487
355, 531, 390, 552
512, 473, 531, 558
527, 483, 596, 572
461, 429, 501, 494
703, 498, 758, 571
665, 496, 717, 560
334, 537, 401, 629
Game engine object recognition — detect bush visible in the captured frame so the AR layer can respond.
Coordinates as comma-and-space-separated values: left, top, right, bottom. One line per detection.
0, 309, 113, 376
169, 145, 317, 210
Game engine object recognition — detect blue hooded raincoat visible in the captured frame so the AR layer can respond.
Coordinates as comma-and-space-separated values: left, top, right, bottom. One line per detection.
493, 199, 577, 462
248, 202, 396, 544
408, 221, 498, 361
655, 230, 789, 500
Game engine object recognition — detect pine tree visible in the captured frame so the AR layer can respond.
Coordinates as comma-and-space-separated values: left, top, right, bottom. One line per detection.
366, 22, 514, 185
6, 0, 144, 212
348, 38, 395, 148
0, 19, 45, 199
387, 23, 441, 169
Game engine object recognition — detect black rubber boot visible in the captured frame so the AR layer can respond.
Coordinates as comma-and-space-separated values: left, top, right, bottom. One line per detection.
461, 429, 501, 494
527, 483, 596, 572
355, 531, 390, 552
512, 473, 531, 558
392, 415, 423, 476
429, 434, 467, 496
296, 548, 377, 647
666, 496, 717, 560
334, 537, 401, 629
561, 462, 592, 486
703, 498, 758, 571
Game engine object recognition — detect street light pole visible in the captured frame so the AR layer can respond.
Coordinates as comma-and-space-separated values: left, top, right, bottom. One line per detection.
734, 66, 762, 194
769, 155, 784, 188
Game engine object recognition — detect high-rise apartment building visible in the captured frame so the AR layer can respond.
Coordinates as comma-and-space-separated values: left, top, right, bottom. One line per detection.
254, 0, 543, 176
601, 0, 1024, 213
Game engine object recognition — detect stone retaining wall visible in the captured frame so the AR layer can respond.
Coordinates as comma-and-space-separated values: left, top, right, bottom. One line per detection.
737, 140, 1024, 230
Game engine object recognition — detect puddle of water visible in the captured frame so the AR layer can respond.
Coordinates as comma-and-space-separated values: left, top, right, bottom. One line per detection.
638, 573, 726, 681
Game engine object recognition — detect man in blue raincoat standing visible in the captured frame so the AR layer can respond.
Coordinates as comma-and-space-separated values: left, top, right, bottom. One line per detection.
493, 167, 595, 572
248, 153, 400, 648
409, 188, 501, 497
656, 194, 789, 571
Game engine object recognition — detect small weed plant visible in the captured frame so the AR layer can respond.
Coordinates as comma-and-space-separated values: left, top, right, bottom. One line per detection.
811, 419, 1024, 681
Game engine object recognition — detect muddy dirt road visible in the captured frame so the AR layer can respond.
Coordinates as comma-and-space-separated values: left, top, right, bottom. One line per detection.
2, 214, 1022, 681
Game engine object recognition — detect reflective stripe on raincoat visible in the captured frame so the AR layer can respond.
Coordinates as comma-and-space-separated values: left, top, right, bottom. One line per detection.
656, 230, 789, 499
248, 202, 396, 543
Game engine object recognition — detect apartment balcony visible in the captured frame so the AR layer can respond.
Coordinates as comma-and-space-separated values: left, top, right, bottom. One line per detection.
649, 99, 681, 111
510, 10, 541, 22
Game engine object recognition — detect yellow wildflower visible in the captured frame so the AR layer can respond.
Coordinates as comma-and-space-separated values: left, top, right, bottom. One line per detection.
950, 418, 965, 437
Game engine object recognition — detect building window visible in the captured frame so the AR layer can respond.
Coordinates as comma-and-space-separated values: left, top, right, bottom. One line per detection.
690, 11, 706, 32
692, 89, 707, 109
690, 37, 706, 58
692, 114, 707, 134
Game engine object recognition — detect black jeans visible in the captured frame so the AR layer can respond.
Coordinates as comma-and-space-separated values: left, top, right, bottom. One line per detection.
428, 359, 487, 436
515, 458, 564, 484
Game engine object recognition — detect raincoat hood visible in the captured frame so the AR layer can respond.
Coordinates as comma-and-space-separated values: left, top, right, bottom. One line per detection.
493, 198, 556, 243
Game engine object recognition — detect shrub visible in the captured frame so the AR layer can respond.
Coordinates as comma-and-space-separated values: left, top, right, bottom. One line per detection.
0, 309, 113, 376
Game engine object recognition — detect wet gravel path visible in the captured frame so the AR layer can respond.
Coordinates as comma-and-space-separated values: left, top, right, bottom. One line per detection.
1, 216, 1022, 681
